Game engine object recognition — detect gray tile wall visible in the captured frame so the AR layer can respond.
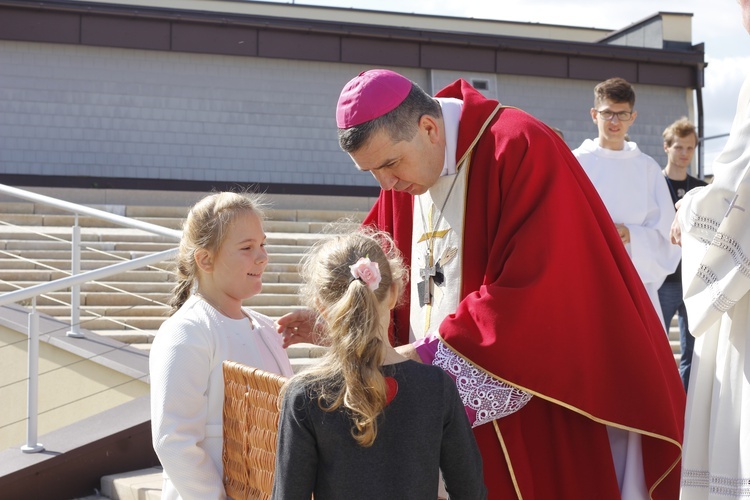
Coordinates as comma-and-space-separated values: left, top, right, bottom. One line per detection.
493, 74, 692, 166
0, 41, 692, 187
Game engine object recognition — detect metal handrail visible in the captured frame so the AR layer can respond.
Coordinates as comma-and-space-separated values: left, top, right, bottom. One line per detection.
0, 183, 182, 240
0, 184, 183, 454
0, 248, 178, 306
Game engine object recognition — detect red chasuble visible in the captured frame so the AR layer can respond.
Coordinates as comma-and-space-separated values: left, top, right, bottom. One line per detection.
363, 80, 685, 499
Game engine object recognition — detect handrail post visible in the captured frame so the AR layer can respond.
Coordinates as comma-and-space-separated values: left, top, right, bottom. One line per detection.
21, 297, 44, 453
67, 214, 84, 338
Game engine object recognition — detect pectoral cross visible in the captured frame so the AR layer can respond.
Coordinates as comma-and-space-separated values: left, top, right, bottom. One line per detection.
418, 255, 437, 307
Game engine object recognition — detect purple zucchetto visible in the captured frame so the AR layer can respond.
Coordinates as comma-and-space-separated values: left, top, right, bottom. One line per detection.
336, 69, 412, 129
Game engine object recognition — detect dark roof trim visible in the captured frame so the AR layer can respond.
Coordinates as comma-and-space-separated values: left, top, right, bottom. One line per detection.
0, 0, 705, 88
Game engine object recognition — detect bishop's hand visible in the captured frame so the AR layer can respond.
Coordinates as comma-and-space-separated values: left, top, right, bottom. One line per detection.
276, 308, 323, 348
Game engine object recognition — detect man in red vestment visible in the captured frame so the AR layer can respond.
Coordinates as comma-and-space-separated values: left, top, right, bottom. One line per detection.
280, 69, 685, 499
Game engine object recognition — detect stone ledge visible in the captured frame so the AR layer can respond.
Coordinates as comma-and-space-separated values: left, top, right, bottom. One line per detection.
101, 466, 163, 500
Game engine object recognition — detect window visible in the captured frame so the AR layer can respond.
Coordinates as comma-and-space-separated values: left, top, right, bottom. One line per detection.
472, 79, 489, 91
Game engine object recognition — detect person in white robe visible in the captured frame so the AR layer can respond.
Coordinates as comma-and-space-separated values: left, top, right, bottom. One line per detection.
574, 77, 681, 330
673, 4, 750, 495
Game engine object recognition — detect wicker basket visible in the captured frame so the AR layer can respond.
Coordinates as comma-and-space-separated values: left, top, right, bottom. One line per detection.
222, 360, 288, 500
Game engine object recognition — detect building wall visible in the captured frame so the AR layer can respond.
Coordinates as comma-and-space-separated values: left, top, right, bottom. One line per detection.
0, 40, 693, 189
494, 75, 693, 164
0, 325, 149, 451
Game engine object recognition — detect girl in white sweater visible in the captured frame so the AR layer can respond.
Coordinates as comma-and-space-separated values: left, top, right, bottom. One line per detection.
150, 191, 293, 500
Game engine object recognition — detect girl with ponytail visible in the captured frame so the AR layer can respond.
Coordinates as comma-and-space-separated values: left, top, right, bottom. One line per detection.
272, 231, 485, 499
150, 191, 293, 500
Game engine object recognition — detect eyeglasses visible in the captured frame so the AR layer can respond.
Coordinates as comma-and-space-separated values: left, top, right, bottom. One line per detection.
596, 110, 633, 121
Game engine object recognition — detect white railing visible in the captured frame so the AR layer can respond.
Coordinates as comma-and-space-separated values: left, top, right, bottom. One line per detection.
0, 183, 182, 454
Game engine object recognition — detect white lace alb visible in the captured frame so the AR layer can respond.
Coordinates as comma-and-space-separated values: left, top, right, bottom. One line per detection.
433, 341, 532, 427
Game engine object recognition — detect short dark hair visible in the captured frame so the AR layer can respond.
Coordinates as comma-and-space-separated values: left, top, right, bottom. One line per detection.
594, 77, 635, 109
338, 82, 441, 153
663, 117, 697, 147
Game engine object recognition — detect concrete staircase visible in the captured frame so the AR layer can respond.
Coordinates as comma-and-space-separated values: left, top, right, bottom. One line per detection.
0, 191, 683, 500
0, 194, 368, 373
0, 195, 683, 364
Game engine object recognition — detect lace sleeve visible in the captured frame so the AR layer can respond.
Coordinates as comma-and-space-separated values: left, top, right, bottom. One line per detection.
434, 341, 532, 427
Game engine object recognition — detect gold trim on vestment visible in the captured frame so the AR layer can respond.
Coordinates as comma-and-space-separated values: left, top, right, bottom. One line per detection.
649, 454, 682, 499
436, 333, 682, 499
493, 420, 523, 500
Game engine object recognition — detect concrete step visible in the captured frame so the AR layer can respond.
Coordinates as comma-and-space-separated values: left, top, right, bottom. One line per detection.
95, 329, 157, 344
265, 208, 366, 223
128, 343, 153, 351
0, 228, 323, 249
0, 280, 300, 295
111, 241, 178, 252
286, 342, 328, 360
3, 247, 304, 266
0, 239, 164, 252
27, 291, 169, 307
119, 206, 366, 222
266, 235, 326, 247
0, 240, 182, 254
0, 212, 128, 228
132, 216, 183, 230
0, 201, 34, 214
132, 216, 349, 234
125, 206, 192, 218
39, 305, 170, 317
0, 280, 173, 293
262, 271, 304, 284
0, 190, 376, 213
0, 221, 347, 240
5, 249, 134, 260
0, 227, 177, 243
72, 316, 168, 331
670, 339, 680, 354
0, 269, 174, 282
27, 291, 300, 307
266, 245, 310, 255
264, 253, 305, 264
0, 258, 172, 272
1, 239, 110, 251
101, 466, 163, 500
83, 281, 175, 293
36, 292, 302, 314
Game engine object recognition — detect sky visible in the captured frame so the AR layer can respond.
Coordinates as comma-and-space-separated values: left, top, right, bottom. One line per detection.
268, 0, 749, 171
